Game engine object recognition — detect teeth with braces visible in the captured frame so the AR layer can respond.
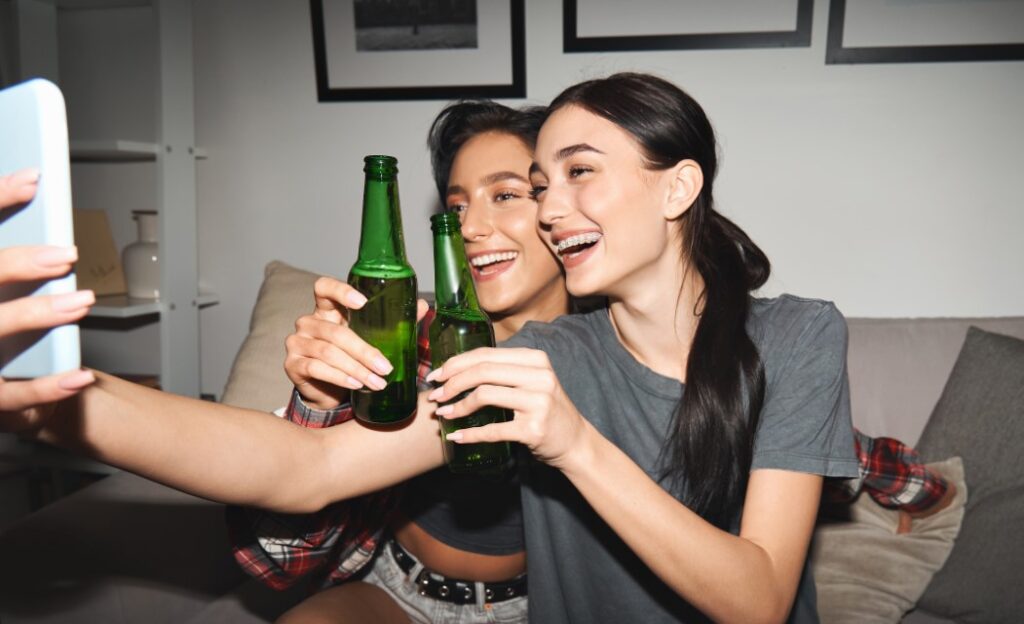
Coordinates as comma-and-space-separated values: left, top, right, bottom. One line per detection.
556, 232, 602, 253
470, 251, 518, 267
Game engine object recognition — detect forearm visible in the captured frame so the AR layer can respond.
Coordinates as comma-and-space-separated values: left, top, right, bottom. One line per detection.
562, 423, 804, 624
35, 371, 331, 512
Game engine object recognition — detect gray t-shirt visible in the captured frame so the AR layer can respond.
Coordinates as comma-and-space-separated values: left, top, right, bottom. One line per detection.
503, 294, 859, 623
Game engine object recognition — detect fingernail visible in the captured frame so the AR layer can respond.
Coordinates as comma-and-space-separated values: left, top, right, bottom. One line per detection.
427, 387, 442, 401
372, 356, 393, 375
35, 246, 78, 267
445, 429, 462, 441
346, 291, 368, 307
435, 404, 453, 416
52, 290, 95, 312
425, 368, 441, 383
58, 369, 95, 391
367, 373, 387, 391
12, 167, 40, 185
346, 376, 364, 389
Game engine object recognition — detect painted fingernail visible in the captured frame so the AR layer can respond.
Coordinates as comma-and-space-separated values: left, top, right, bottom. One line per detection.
427, 387, 442, 401
445, 430, 462, 441
346, 376, 364, 389
425, 368, 441, 383
371, 356, 393, 375
52, 290, 95, 312
58, 369, 95, 391
346, 291, 368, 307
435, 404, 453, 416
12, 167, 40, 185
35, 246, 78, 267
367, 373, 387, 391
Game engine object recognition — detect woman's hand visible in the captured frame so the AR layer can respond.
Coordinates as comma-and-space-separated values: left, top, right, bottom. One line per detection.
284, 275, 428, 410
0, 168, 95, 431
425, 347, 592, 469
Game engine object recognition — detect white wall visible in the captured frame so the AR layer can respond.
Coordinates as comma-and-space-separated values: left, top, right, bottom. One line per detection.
25, 0, 1024, 398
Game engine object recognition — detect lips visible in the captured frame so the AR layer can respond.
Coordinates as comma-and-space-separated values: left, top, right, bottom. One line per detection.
468, 250, 518, 282
551, 230, 603, 269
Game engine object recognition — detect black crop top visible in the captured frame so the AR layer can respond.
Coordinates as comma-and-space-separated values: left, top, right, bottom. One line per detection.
401, 463, 525, 556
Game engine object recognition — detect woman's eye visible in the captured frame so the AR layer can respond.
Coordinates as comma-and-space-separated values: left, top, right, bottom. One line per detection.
529, 185, 547, 199
494, 191, 520, 202
447, 203, 467, 214
567, 165, 592, 179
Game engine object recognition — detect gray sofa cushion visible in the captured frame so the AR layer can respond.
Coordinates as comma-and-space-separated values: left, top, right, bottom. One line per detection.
915, 327, 1024, 623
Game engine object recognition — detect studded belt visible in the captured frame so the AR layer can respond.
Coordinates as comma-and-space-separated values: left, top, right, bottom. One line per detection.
387, 538, 527, 605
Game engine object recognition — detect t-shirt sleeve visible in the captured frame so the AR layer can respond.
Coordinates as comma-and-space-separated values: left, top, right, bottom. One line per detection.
751, 302, 859, 478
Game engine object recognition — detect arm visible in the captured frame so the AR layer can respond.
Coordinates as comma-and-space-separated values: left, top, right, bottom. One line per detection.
24, 370, 444, 513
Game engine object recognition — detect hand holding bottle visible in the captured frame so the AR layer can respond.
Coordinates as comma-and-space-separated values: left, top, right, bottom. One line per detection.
284, 275, 429, 410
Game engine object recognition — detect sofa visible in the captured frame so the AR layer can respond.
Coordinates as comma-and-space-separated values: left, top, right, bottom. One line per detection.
0, 260, 1021, 623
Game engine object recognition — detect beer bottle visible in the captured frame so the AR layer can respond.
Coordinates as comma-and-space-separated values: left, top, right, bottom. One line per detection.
348, 155, 418, 424
429, 211, 511, 473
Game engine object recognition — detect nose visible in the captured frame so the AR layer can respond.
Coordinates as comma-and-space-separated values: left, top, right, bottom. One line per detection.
537, 182, 570, 229
460, 202, 493, 242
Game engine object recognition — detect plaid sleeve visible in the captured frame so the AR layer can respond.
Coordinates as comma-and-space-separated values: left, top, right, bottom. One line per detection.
825, 428, 949, 512
226, 308, 436, 589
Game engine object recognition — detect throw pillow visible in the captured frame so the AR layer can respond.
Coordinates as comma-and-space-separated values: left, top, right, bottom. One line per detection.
220, 260, 321, 412
811, 457, 967, 624
914, 327, 1024, 623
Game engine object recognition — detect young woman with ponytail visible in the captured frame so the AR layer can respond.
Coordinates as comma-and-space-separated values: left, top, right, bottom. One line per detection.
427, 73, 860, 623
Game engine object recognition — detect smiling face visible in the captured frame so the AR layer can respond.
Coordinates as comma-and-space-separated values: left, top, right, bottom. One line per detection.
529, 105, 690, 301
446, 131, 568, 327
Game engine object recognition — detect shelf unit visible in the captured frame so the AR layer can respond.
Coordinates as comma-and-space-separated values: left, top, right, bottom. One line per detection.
14, 0, 209, 396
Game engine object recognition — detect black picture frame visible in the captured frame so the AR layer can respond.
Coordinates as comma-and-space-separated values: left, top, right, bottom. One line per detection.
563, 0, 813, 53
310, 0, 526, 102
826, 0, 1024, 65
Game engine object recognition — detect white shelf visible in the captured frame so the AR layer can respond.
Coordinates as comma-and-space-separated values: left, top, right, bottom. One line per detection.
88, 291, 218, 319
70, 140, 159, 162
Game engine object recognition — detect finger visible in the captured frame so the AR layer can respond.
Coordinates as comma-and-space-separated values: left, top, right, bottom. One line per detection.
446, 420, 521, 445
425, 347, 549, 383
896, 511, 912, 535
0, 290, 94, 338
0, 368, 95, 411
0, 168, 39, 210
0, 246, 78, 284
285, 333, 386, 390
313, 277, 367, 322
435, 383, 535, 419
416, 298, 429, 323
295, 316, 393, 377
427, 360, 552, 404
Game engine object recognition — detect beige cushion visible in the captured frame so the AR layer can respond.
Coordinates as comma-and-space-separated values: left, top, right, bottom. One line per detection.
810, 457, 967, 624
220, 261, 321, 412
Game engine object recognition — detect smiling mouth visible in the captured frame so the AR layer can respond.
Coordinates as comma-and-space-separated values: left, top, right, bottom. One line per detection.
470, 251, 518, 275
556, 232, 602, 258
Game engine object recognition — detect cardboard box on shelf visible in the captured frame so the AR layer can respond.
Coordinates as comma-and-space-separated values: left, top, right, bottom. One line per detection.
73, 209, 127, 296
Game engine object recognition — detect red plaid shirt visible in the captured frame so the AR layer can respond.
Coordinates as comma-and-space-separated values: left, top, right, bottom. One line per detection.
226, 309, 948, 589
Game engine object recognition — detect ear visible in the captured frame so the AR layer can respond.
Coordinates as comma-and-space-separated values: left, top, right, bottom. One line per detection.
663, 159, 703, 220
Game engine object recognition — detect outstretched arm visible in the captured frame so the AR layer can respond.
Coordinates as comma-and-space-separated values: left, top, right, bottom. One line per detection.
25, 371, 443, 513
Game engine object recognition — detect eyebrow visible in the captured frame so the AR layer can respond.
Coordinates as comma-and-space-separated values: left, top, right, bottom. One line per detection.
555, 143, 604, 161
446, 171, 530, 196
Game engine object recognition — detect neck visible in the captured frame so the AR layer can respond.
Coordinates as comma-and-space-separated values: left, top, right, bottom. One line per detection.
491, 279, 570, 342
607, 257, 704, 383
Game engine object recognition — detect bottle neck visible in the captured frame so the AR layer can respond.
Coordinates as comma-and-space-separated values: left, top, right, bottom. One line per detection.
356, 171, 408, 266
432, 225, 484, 314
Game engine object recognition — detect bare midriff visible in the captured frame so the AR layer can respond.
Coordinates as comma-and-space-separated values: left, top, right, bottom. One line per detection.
390, 515, 526, 582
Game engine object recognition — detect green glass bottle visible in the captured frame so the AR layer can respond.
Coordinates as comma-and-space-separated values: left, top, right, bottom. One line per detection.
429, 211, 511, 473
348, 155, 418, 425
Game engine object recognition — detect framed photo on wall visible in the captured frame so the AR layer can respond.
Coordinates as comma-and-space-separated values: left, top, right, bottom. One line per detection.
563, 0, 813, 53
826, 0, 1024, 64
310, 0, 526, 101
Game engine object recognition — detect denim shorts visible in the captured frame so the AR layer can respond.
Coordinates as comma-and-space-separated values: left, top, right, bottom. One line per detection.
361, 540, 528, 624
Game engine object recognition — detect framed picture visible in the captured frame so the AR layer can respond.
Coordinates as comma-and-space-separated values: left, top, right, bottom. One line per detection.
563, 0, 813, 53
310, 0, 526, 102
826, 0, 1024, 64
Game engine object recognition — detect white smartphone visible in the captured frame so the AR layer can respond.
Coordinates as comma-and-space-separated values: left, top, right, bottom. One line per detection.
0, 78, 81, 378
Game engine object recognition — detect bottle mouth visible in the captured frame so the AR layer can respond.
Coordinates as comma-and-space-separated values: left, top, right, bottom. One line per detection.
430, 211, 461, 234
364, 154, 398, 175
